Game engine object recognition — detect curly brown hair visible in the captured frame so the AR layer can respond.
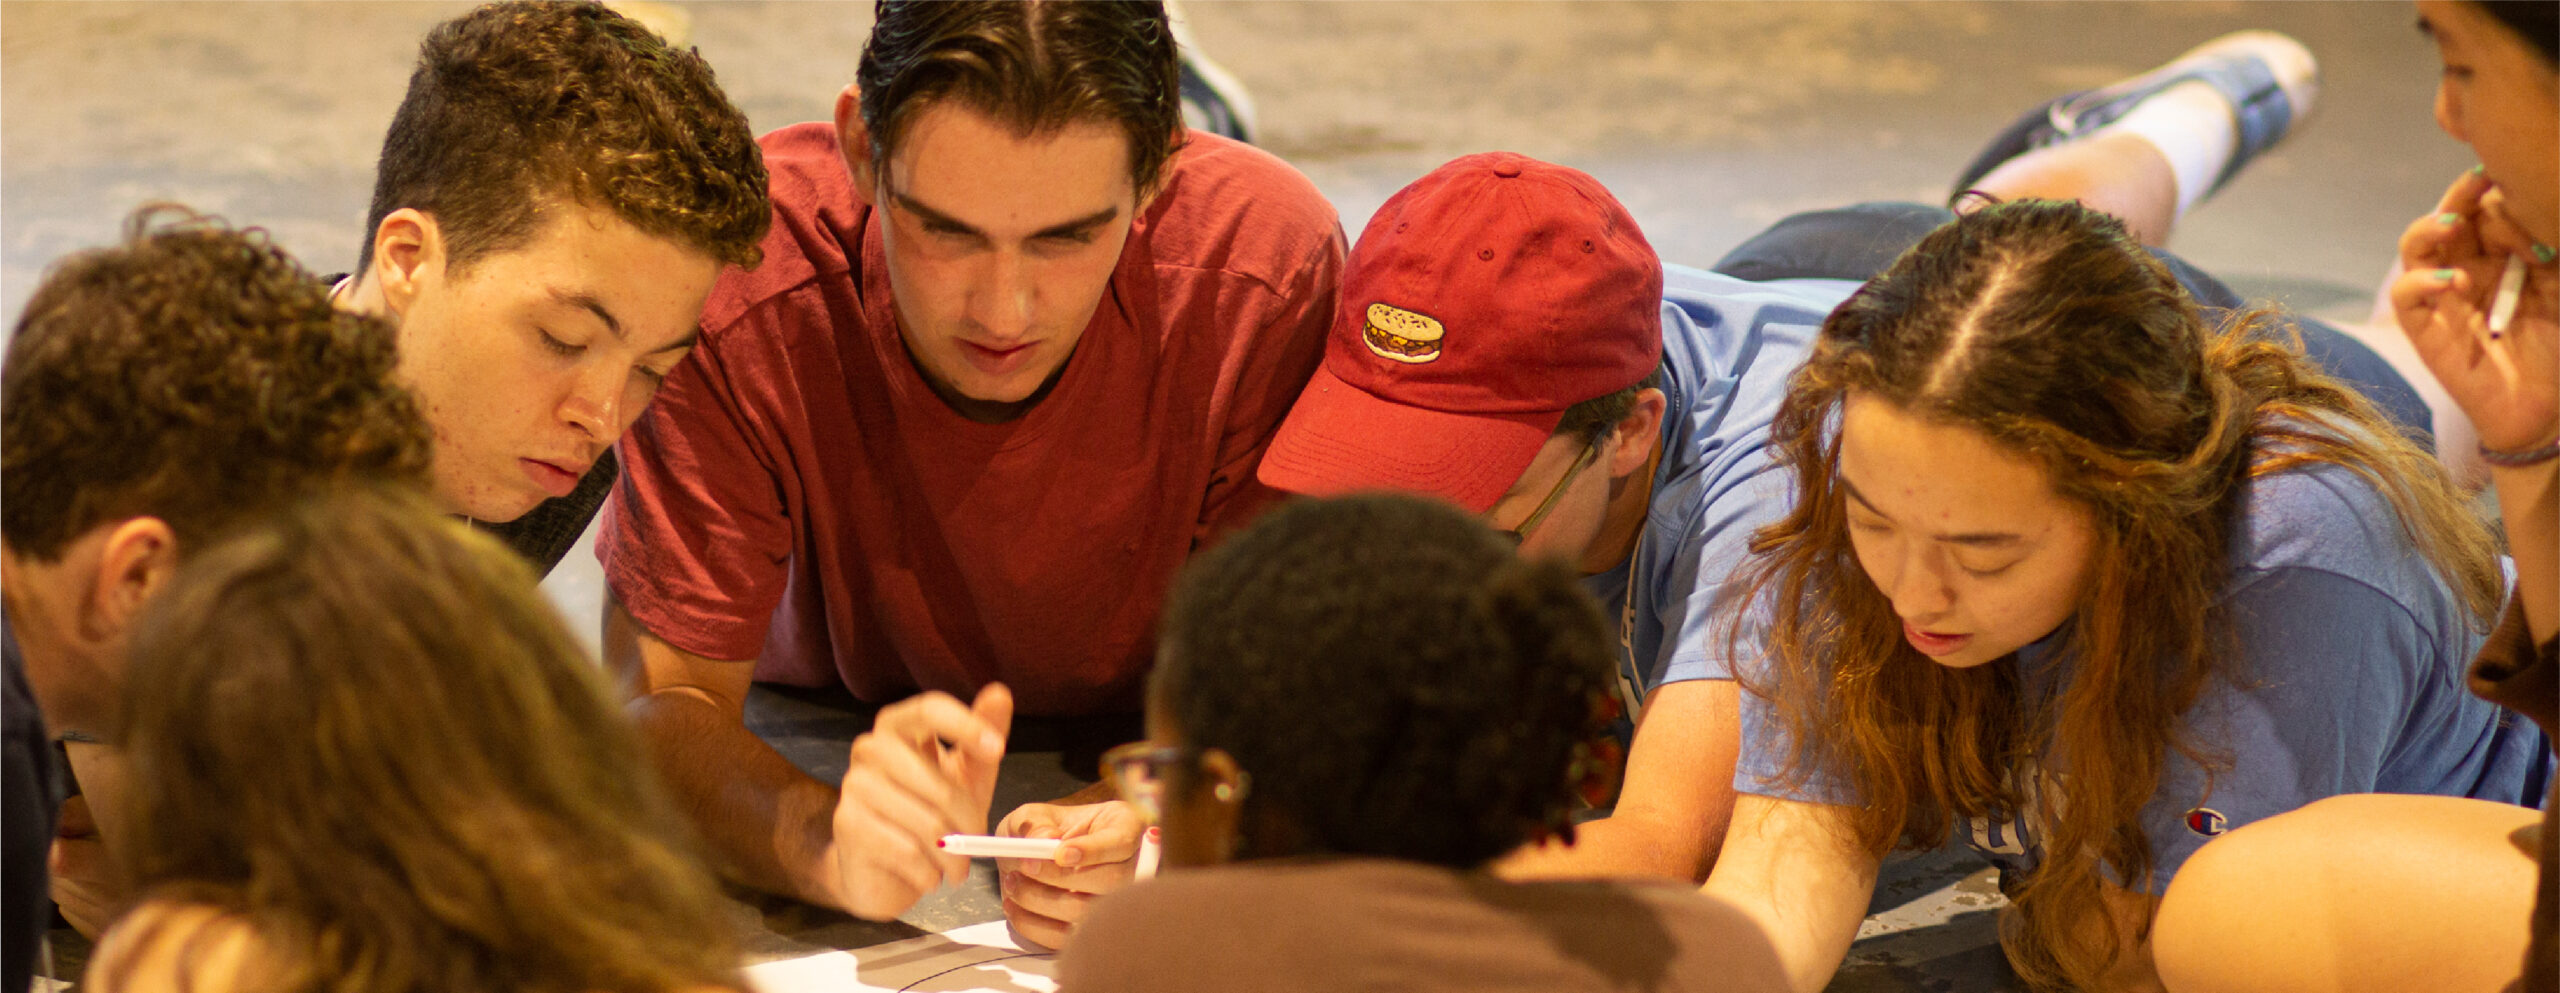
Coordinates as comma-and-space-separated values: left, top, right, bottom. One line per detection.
360, 0, 770, 274
101, 483, 746, 993
858, 0, 1187, 198
2, 205, 433, 562
1156, 494, 1620, 868
1731, 200, 2500, 992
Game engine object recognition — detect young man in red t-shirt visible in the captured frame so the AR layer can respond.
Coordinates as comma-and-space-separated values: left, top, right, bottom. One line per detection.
599, 0, 1342, 944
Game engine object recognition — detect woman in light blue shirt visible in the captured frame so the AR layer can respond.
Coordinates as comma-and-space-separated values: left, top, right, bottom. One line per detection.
1701, 199, 2534, 992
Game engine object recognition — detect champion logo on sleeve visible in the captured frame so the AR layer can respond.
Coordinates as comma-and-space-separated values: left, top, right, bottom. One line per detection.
2182, 807, 2228, 837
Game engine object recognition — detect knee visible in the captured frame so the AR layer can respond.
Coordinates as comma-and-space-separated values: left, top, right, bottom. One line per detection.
2152, 799, 2355, 992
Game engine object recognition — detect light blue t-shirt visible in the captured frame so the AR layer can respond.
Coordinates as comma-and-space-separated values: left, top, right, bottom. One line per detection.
1735, 449, 2547, 892
1579, 265, 1855, 718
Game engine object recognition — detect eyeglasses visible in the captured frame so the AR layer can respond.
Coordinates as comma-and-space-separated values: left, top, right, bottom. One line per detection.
1101, 742, 1192, 824
1495, 435, 1601, 546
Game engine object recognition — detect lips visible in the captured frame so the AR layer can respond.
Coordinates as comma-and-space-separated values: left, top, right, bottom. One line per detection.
519, 457, 589, 499
1901, 620, 1973, 658
958, 340, 1037, 378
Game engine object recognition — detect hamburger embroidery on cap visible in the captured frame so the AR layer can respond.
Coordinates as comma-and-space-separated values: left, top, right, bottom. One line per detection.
1362, 303, 1444, 364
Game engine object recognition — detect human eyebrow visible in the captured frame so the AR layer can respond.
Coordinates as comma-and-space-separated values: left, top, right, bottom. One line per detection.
547, 288, 625, 342
1031, 205, 1122, 240
889, 188, 983, 236
1838, 476, 1885, 516
648, 328, 700, 355
889, 186, 1117, 242
2416, 14, 2437, 40
1838, 476, 2022, 546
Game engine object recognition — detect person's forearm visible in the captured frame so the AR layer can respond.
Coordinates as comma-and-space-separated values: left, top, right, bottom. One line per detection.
2492, 457, 2558, 642
629, 688, 843, 909
1499, 811, 1715, 882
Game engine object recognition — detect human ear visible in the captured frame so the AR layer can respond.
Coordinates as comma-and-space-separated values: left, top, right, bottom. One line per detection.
84, 518, 176, 644
1192, 748, 1250, 861
1605, 388, 1670, 480
369, 208, 443, 317
835, 85, 880, 207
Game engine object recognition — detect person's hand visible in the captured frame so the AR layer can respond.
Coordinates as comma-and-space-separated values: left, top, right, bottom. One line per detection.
994, 799, 1145, 949
821, 683, 1013, 920
50, 794, 124, 938
2392, 170, 2560, 453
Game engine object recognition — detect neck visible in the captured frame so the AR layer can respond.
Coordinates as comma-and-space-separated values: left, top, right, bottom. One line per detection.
1579, 437, 1662, 575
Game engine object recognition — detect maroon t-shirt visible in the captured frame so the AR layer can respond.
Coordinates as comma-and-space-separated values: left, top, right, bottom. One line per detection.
600, 124, 1342, 715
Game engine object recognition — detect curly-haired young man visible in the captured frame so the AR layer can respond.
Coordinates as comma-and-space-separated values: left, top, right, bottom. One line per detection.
331, 0, 770, 574
597, 0, 1342, 945
0, 207, 434, 975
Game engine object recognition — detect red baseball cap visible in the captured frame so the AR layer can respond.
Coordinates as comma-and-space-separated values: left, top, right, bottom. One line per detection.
1259, 152, 1663, 512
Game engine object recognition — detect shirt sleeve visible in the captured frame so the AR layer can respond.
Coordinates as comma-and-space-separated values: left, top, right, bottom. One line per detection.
1651, 462, 1790, 686
1731, 677, 1862, 806
1192, 227, 1344, 548
596, 310, 797, 662
2135, 565, 2441, 890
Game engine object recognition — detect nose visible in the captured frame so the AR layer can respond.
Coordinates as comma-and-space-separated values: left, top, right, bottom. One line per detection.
1875, 541, 1955, 623
2434, 77, 2467, 145
968, 248, 1036, 343
557, 362, 622, 443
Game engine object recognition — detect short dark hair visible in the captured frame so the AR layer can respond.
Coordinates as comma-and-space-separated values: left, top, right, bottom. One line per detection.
1155, 494, 1618, 869
857, 0, 1186, 197
1555, 366, 1666, 440
360, 1, 770, 274
2, 206, 434, 561
2477, 1, 2557, 64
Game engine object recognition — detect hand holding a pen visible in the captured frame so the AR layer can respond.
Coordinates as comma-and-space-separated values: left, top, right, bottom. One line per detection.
822, 683, 1014, 920
991, 798, 1146, 948
2391, 168, 2558, 454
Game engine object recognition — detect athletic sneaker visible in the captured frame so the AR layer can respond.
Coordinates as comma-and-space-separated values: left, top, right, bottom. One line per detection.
1951, 30, 2320, 206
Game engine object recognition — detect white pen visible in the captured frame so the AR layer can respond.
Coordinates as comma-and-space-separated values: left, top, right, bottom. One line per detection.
2489, 254, 2528, 336
1133, 825, 1162, 880
937, 833, 1065, 860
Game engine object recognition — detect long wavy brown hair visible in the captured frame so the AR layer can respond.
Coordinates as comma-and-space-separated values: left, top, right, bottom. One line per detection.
103, 484, 747, 993
1731, 200, 2502, 991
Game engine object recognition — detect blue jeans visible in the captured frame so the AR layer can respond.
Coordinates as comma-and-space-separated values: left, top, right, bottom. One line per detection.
1710, 202, 2433, 448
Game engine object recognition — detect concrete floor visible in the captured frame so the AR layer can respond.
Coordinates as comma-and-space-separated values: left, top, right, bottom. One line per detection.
1, 2, 2481, 990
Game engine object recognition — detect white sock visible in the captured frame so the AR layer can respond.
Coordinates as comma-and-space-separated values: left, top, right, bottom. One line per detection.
2095, 80, 2239, 219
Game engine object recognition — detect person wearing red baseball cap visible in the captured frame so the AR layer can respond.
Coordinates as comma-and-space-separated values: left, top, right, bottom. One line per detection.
1259, 150, 1854, 888
1261, 30, 2439, 898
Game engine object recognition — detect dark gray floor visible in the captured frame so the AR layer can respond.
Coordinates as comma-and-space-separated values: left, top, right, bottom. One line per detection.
3, 3, 2482, 990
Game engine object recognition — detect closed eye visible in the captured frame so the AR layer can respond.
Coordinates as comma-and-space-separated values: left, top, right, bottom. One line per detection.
538, 328, 584, 357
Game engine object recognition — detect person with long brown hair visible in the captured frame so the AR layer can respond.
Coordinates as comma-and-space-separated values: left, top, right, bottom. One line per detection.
1699, 198, 2543, 993
80, 484, 748, 993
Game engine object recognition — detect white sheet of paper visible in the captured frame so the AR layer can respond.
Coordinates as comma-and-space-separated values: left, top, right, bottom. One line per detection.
745, 920, 1057, 993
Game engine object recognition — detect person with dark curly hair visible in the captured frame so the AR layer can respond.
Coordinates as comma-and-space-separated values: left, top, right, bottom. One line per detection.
1054, 493, 1785, 992
330, 0, 771, 574
79, 485, 748, 993
597, 0, 1341, 946
0, 206, 433, 988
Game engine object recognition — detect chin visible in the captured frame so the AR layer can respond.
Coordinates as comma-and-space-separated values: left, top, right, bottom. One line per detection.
455, 486, 544, 525
1925, 645, 2007, 670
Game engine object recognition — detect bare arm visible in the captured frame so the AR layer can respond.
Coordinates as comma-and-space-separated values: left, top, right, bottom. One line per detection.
603, 592, 1008, 918
1500, 679, 1739, 882
83, 901, 271, 993
1700, 793, 1879, 993
2494, 457, 2557, 642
